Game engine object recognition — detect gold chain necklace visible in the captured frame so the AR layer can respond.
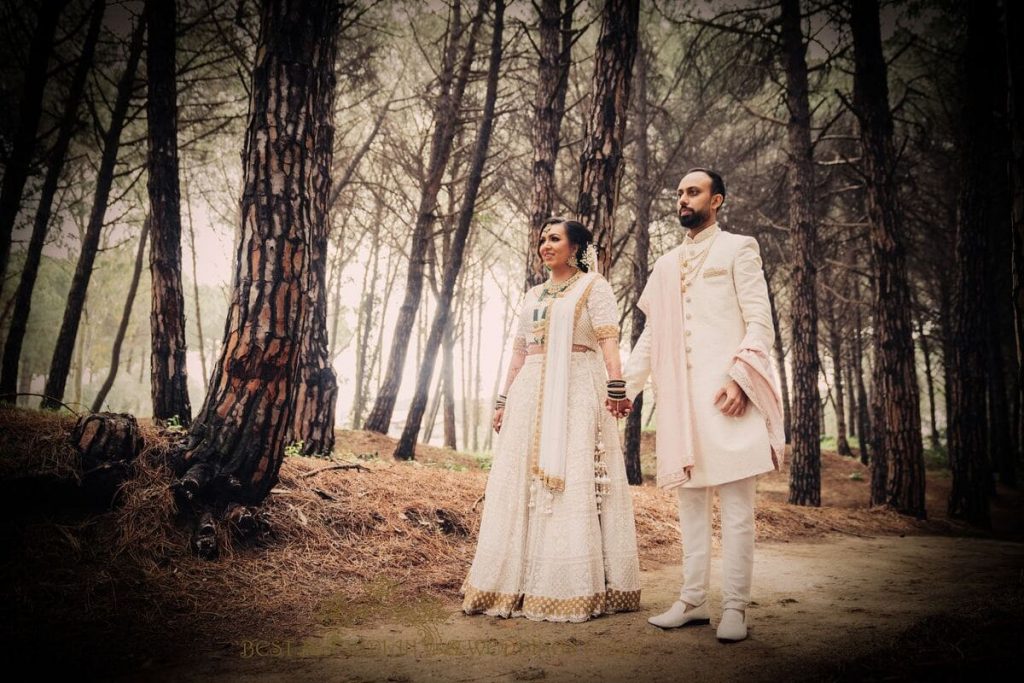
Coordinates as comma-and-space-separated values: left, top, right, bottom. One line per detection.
679, 231, 719, 293
541, 269, 582, 299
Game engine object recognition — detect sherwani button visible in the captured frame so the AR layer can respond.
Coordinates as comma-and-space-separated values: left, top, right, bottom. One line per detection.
685, 330, 692, 336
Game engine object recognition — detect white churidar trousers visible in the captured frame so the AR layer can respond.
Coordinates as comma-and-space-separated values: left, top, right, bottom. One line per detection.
675, 474, 757, 611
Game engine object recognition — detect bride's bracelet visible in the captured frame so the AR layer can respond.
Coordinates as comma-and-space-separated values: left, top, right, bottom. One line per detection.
607, 379, 626, 402
494, 394, 507, 410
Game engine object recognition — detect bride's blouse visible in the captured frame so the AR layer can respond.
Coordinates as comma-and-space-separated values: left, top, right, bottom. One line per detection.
512, 274, 620, 354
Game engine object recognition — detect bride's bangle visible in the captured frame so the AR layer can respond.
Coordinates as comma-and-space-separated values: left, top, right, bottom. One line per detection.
494, 394, 507, 410
607, 379, 626, 401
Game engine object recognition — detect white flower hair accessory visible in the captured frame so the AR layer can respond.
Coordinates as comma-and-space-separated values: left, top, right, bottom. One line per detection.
580, 243, 598, 271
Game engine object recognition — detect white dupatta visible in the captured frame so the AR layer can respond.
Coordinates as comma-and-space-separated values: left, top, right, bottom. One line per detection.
531, 271, 598, 493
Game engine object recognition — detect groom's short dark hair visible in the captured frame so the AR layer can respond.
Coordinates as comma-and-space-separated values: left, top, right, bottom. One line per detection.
686, 167, 726, 202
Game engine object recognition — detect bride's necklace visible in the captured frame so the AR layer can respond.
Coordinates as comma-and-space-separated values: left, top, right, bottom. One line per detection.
541, 269, 582, 299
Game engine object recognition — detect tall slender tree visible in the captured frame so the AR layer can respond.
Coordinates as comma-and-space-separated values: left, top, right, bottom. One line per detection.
0, 0, 66, 295
173, 0, 340, 506
395, 0, 505, 460
780, 0, 822, 506
525, 0, 574, 288
145, 0, 192, 425
850, 0, 926, 517
0, 0, 104, 402
948, 0, 997, 526
575, 0, 639, 273
42, 18, 145, 410
363, 0, 486, 433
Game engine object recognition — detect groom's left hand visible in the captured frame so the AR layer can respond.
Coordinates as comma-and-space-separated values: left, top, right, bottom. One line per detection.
714, 379, 749, 417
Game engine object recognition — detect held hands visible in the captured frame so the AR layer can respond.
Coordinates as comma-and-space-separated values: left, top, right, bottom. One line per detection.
714, 379, 749, 417
605, 397, 632, 418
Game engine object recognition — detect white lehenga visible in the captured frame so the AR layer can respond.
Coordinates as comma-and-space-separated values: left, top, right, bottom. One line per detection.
460, 274, 641, 622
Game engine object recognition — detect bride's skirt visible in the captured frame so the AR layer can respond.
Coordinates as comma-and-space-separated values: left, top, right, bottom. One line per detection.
460, 353, 641, 623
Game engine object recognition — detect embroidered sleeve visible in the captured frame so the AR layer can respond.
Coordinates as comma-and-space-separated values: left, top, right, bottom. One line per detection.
586, 277, 620, 341
512, 286, 536, 351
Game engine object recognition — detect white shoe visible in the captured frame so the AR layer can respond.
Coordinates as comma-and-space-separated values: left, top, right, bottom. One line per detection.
647, 600, 710, 629
716, 608, 747, 642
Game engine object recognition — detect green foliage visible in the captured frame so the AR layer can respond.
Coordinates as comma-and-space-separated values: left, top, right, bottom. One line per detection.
284, 441, 305, 458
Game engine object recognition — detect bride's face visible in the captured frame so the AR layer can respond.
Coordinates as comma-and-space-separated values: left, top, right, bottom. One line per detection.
538, 222, 574, 269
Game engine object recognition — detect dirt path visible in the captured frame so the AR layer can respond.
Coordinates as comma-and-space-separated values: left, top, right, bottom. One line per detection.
134, 534, 1024, 682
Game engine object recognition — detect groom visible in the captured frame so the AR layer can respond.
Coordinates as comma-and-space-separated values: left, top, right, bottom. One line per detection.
622, 168, 784, 642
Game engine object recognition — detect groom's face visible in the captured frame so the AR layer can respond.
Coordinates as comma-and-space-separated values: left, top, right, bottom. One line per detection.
677, 172, 721, 230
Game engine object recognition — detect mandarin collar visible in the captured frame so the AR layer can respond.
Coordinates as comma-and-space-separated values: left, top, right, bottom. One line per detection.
683, 222, 720, 245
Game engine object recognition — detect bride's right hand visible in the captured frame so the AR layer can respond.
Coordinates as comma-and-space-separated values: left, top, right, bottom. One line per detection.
492, 407, 505, 433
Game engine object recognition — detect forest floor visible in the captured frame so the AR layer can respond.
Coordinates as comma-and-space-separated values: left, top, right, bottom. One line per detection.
2, 407, 1022, 681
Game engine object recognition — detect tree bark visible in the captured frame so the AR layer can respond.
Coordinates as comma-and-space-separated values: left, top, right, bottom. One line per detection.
363, 0, 486, 434
173, 0, 340, 506
851, 0, 926, 518
623, 42, 652, 485
285, 13, 341, 457
948, 0, 996, 527
146, 0, 192, 425
394, 0, 504, 460
780, 0, 822, 507
0, 0, 66, 295
0, 0, 104, 402
575, 0, 639, 273
825, 294, 852, 456
916, 309, 942, 454
183, 174, 208, 391
525, 0, 574, 288
92, 215, 150, 413
765, 271, 792, 443
42, 19, 145, 410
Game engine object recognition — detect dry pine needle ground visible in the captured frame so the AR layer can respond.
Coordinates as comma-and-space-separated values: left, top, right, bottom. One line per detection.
1, 406, 1015, 673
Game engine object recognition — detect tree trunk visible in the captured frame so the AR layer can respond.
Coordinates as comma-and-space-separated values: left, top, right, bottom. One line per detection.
856, 301, 872, 466
363, 0, 486, 434
0, 0, 104, 402
826, 294, 852, 456
472, 266, 485, 452
766, 272, 792, 443
92, 215, 151, 412
781, 0, 822, 507
285, 29, 340, 457
623, 42, 652, 485
851, 0, 926, 518
0, 0, 66, 294
146, 0, 192, 426
525, 0, 574, 289
574, 0, 639, 273
948, 0, 995, 527
394, 0, 504, 460
351, 220, 382, 429
183, 174, 208, 392
845, 350, 857, 441
42, 19, 145, 410
442, 317, 458, 449
173, 0, 340, 507
916, 310, 941, 454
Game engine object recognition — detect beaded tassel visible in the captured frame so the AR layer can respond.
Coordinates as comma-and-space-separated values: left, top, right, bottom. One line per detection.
594, 423, 610, 515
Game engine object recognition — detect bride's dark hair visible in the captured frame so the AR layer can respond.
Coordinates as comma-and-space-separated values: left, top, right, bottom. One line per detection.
540, 217, 594, 273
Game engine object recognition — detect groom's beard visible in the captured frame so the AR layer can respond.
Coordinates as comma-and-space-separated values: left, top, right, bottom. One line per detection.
678, 208, 707, 229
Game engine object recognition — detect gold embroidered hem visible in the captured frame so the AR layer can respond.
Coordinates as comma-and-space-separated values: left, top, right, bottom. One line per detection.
461, 584, 641, 622
594, 324, 619, 341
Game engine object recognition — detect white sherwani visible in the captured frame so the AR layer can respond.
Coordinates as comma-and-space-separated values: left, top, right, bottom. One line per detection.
624, 224, 776, 488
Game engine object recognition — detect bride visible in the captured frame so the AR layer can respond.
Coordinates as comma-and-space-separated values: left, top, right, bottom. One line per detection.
460, 217, 641, 622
